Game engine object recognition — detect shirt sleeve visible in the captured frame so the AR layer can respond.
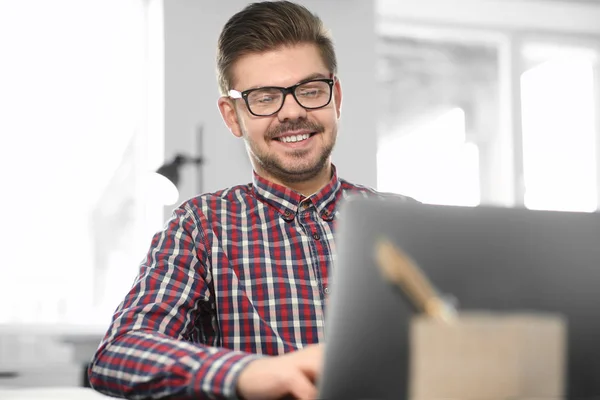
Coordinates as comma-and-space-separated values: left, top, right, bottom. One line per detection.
87, 206, 263, 400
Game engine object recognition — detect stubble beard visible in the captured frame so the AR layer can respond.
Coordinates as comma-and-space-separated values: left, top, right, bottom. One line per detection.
258, 141, 334, 184
245, 120, 337, 184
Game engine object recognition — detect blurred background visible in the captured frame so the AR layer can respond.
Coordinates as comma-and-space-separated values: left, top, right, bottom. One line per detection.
0, 0, 599, 389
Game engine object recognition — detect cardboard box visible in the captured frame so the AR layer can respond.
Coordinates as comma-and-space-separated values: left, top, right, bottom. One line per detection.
409, 312, 567, 400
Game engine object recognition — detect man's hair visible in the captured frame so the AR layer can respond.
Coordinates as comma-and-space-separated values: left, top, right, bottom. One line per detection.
216, 1, 337, 95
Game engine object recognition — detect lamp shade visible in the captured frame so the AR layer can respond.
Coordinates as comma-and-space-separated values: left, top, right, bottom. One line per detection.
152, 154, 203, 205
156, 154, 186, 187
148, 172, 180, 206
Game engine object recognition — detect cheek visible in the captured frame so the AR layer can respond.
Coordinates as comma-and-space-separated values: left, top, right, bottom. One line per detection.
242, 117, 273, 141
316, 111, 338, 131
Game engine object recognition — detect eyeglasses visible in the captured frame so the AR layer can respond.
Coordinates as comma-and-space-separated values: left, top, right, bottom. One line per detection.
228, 78, 335, 117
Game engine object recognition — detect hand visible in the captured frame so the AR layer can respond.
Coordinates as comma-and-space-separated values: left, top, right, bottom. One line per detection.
236, 343, 324, 400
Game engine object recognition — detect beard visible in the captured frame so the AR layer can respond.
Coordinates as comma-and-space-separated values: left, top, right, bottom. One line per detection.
244, 119, 337, 184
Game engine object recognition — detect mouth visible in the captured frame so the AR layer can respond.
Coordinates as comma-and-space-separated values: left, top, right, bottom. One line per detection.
273, 131, 317, 144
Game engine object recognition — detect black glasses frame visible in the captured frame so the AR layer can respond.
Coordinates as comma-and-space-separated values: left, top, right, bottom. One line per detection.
228, 78, 335, 117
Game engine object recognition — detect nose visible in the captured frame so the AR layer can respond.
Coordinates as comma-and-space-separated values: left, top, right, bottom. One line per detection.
277, 92, 307, 122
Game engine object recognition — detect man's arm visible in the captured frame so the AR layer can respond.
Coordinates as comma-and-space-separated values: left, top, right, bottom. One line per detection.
87, 207, 262, 400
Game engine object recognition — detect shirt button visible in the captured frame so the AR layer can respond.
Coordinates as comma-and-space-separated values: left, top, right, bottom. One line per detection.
312, 232, 320, 240
324, 286, 330, 294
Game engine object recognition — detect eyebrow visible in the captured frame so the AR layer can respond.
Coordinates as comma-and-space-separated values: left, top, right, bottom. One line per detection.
297, 72, 330, 84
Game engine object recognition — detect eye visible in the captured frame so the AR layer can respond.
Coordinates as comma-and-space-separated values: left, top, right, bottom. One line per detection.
249, 89, 281, 105
257, 95, 275, 103
298, 88, 321, 98
297, 81, 329, 98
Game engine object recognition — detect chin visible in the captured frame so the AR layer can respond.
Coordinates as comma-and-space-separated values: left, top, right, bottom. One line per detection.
283, 159, 329, 177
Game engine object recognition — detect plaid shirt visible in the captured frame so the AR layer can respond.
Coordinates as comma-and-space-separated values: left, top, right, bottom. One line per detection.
88, 167, 405, 399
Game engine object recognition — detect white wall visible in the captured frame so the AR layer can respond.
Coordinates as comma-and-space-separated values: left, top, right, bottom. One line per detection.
162, 0, 378, 202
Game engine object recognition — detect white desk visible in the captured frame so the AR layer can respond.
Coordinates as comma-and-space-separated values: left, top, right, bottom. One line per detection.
0, 324, 106, 388
0, 387, 112, 399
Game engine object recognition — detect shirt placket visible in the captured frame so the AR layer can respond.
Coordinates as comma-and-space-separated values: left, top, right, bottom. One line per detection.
297, 202, 330, 330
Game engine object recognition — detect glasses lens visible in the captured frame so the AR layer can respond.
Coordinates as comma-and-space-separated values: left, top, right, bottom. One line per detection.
295, 80, 331, 109
247, 88, 283, 116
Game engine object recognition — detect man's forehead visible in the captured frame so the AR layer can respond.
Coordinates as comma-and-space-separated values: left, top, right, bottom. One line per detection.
230, 44, 329, 90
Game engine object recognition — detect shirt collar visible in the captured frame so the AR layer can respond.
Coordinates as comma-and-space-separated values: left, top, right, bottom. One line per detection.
251, 165, 341, 222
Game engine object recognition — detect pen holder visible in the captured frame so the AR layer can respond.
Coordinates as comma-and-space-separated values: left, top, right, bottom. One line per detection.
408, 312, 567, 400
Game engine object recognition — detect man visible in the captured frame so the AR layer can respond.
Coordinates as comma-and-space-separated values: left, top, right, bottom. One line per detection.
88, 1, 412, 399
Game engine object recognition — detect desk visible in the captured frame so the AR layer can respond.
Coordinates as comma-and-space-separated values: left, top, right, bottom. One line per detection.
59, 332, 105, 366
0, 387, 111, 399
60, 331, 106, 387
0, 324, 106, 388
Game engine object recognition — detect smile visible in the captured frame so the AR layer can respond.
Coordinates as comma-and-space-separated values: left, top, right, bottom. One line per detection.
277, 133, 311, 143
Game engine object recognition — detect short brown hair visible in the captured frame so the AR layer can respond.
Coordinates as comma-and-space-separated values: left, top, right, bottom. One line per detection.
216, 1, 337, 95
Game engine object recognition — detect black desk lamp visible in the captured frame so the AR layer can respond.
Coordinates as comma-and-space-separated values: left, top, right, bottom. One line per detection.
155, 153, 203, 205
156, 153, 203, 188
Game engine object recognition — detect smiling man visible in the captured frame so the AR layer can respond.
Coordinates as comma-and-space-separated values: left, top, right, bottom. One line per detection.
88, 2, 412, 400
218, 43, 339, 197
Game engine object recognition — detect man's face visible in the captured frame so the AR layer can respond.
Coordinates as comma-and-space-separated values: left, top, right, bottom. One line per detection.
218, 43, 342, 185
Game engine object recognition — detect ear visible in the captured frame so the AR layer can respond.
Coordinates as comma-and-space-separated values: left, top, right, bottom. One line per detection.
333, 78, 343, 119
217, 96, 244, 138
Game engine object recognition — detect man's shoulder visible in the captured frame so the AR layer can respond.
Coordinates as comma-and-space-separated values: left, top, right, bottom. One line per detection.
339, 178, 419, 204
179, 183, 255, 215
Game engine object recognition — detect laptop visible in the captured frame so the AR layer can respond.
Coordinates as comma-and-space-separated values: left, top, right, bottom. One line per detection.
318, 196, 600, 400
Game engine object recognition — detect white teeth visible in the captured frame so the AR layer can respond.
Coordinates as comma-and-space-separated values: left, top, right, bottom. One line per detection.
278, 133, 310, 143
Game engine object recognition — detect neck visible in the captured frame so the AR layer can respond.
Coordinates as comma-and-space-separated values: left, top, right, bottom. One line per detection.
259, 164, 333, 197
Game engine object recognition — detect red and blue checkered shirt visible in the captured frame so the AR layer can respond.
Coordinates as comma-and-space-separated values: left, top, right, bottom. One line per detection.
88, 167, 403, 399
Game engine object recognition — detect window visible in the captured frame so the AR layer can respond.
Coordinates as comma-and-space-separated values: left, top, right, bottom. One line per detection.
378, 108, 481, 206
376, 29, 503, 207
377, 1, 600, 212
521, 44, 598, 212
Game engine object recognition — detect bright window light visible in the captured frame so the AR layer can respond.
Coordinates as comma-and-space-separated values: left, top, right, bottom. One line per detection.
521, 49, 598, 212
0, 0, 152, 324
377, 108, 481, 206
